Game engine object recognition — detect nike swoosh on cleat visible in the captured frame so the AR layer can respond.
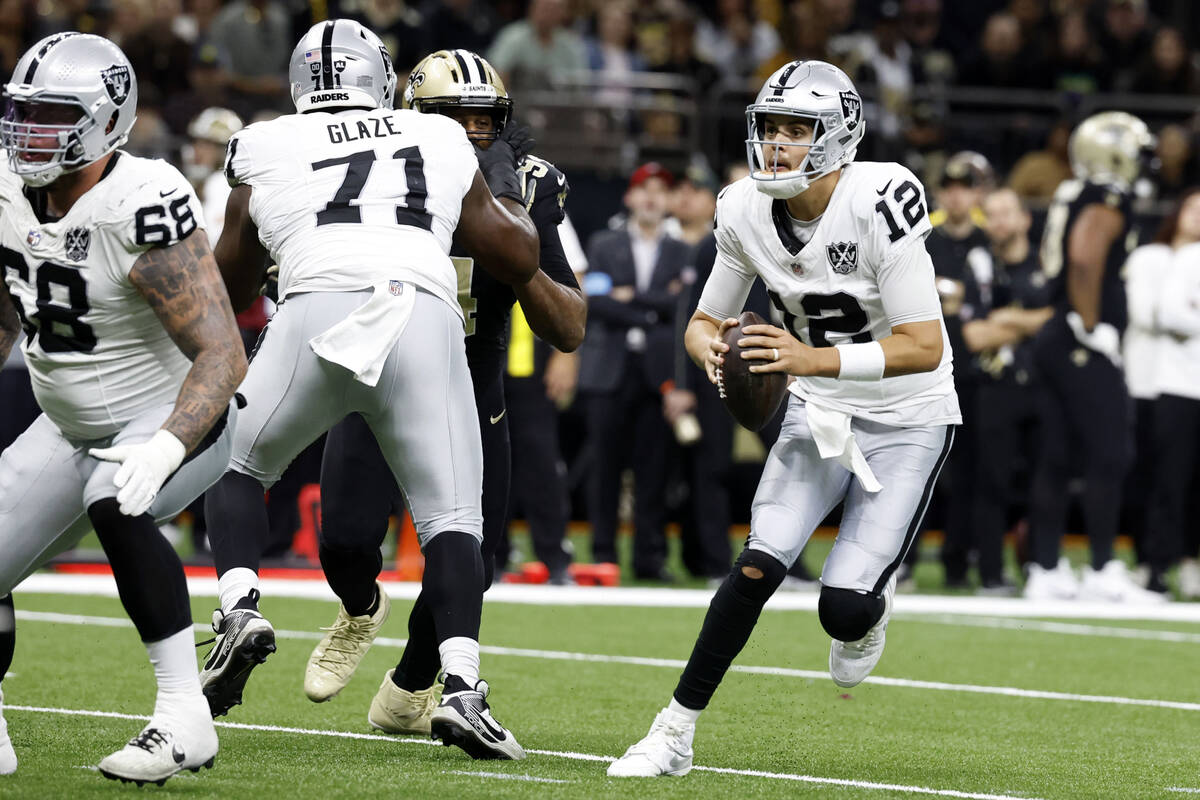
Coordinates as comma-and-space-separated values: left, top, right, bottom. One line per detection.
489, 410, 506, 425
172, 744, 185, 764
876, 180, 893, 196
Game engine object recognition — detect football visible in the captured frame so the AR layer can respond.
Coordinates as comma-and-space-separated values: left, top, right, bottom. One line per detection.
717, 311, 789, 431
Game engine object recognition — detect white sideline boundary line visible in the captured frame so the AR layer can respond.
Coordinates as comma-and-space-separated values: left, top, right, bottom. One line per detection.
6, 703, 1043, 800
17, 572, 1200, 623
16, 610, 1200, 713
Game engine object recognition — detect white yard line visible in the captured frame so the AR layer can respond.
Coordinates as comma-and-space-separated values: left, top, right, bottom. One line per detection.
17, 572, 1200, 623
16, 610, 1200, 713
7, 703, 1042, 800
447, 770, 570, 784
1166, 790, 1200, 794
909, 615, 1200, 643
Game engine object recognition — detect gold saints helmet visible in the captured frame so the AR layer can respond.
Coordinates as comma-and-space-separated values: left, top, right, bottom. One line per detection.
402, 49, 512, 141
1068, 111, 1156, 191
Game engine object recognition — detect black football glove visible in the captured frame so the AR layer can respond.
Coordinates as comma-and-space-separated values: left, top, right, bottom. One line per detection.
476, 123, 536, 205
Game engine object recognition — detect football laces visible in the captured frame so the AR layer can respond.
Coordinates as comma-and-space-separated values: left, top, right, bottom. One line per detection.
715, 366, 726, 399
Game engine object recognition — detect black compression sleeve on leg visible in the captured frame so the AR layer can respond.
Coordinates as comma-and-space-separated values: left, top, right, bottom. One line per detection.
391, 592, 442, 692
89, 499, 192, 643
673, 548, 787, 711
205, 470, 268, 576
0, 594, 13, 681
318, 542, 382, 617
421, 531, 484, 644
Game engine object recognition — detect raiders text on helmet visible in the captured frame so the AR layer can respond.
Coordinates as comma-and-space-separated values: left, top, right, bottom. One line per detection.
1, 33, 138, 187
745, 60, 865, 198
1068, 111, 1156, 191
289, 19, 396, 113
403, 50, 512, 140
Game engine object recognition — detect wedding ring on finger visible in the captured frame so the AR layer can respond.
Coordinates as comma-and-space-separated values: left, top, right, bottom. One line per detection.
772, 348, 779, 361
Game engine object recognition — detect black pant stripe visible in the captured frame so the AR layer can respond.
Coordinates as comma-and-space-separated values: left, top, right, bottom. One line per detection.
872, 425, 956, 594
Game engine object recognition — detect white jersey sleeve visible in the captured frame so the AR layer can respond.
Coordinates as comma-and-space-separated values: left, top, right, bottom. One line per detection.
860, 162, 932, 269
697, 187, 757, 321
875, 236, 943, 327
100, 161, 205, 282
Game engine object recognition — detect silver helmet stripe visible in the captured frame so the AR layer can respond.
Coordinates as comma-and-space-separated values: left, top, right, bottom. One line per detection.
320, 20, 336, 90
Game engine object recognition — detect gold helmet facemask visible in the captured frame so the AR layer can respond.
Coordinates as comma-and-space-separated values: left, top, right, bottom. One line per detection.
402, 49, 512, 142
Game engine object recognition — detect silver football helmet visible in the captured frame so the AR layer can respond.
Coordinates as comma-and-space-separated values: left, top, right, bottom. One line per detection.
1069, 111, 1155, 191
745, 60, 865, 198
1, 32, 138, 187
289, 19, 396, 113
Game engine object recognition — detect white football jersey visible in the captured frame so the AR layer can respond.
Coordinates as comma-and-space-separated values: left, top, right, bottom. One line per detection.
700, 162, 960, 427
225, 107, 478, 315
0, 151, 202, 440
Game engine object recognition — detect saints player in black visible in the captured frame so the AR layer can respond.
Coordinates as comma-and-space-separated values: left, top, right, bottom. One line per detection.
304, 49, 585, 757
1023, 111, 1162, 604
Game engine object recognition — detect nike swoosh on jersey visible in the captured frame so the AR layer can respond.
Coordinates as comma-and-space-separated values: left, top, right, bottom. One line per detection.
876, 180, 893, 196
490, 410, 506, 425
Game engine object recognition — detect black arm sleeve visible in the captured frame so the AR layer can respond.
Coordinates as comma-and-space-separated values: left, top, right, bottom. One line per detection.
536, 222, 579, 290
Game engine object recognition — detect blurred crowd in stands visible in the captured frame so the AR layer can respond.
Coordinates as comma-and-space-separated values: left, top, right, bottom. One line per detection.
3, 0, 1200, 598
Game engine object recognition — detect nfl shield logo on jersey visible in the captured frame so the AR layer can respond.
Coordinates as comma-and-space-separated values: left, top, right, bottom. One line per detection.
64, 227, 90, 262
101, 64, 132, 106
388, 280, 404, 296
827, 241, 858, 274
26, 229, 41, 247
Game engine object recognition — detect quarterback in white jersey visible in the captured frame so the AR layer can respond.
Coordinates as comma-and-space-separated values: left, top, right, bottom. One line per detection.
0, 34, 246, 784
199, 20, 540, 760
611, 60, 959, 779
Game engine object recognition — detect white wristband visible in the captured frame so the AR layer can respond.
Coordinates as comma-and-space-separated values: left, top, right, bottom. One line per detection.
835, 341, 886, 381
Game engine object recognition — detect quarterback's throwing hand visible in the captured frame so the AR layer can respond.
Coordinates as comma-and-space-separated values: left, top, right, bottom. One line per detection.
90, 430, 187, 517
705, 317, 739, 385
739, 324, 818, 376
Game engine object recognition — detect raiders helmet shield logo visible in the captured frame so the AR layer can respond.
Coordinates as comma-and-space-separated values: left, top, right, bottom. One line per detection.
101, 64, 132, 106
65, 227, 90, 262
827, 241, 858, 274
839, 90, 861, 131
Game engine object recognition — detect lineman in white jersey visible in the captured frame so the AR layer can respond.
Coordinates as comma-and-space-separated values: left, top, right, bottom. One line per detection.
199, 20, 539, 758
610, 60, 959, 778
0, 34, 246, 783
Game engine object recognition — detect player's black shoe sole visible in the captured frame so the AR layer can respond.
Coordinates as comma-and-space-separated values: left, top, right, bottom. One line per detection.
99, 757, 215, 787
201, 628, 276, 717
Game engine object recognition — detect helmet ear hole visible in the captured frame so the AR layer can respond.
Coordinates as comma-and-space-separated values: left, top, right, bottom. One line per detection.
105, 112, 117, 135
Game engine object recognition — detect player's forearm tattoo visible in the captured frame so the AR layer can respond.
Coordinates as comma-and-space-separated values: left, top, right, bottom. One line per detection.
130, 234, 247, 452
0, 288, 20, 363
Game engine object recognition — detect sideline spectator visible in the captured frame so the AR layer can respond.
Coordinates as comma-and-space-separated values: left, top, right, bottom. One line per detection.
1007, 120, 1073, 204
578, 164, 690, 581
1132, 26, 1199, 96
421, 0, 500, 58
487, 0, 587, 92
1097, 0, 1156, 92
694, 0, 780, 90
1143, 190, 1200, 597
208, 0, 291, 115
1045, 10, 1107, 93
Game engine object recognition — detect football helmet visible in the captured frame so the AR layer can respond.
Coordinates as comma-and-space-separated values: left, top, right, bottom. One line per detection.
289, 19, 396, 113
1068, 111, 1155, 191
187, 107, 243, 145
402, 49, 512, 141
1, 32, 138, 187
745, 60, 865, 198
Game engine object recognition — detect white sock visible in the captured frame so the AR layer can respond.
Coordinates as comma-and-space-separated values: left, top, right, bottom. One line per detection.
438, 637, 480, 685
147, 628, 204, 720
667, 698, 701, 724
217, 567, 259, 613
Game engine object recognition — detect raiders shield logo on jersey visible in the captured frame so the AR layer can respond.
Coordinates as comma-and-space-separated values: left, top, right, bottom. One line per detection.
65, 227, 90, 262
839, 91, 861, 131
101, 64, 132, 106
827, 241, 858, 274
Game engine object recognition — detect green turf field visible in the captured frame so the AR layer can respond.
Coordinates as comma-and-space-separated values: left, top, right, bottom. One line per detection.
3, 586, 1198, 800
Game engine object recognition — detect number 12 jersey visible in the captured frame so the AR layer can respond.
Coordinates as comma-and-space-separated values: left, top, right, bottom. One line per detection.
697, 162, 960, 427
225, 107, 478, 317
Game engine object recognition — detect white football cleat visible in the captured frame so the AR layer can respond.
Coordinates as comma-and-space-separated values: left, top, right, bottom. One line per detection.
607, 709, 694, 777
1079, 560, 1168, 604
1023, 557, 1080, 601
305, 584, 390, 702
1179, 559, 1200, 600
0, 688, 16, 775
98, 711, 217, 787
368, 669, 441, 735
829, 573, 896, 689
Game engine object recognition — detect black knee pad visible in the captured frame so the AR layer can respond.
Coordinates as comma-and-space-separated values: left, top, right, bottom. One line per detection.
728, 548, 787, 603
818, 586, 885, 642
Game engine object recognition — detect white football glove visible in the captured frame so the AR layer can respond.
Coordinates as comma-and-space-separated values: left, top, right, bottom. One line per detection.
89, 430, 187, 517
1066, 311, 1122, 368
